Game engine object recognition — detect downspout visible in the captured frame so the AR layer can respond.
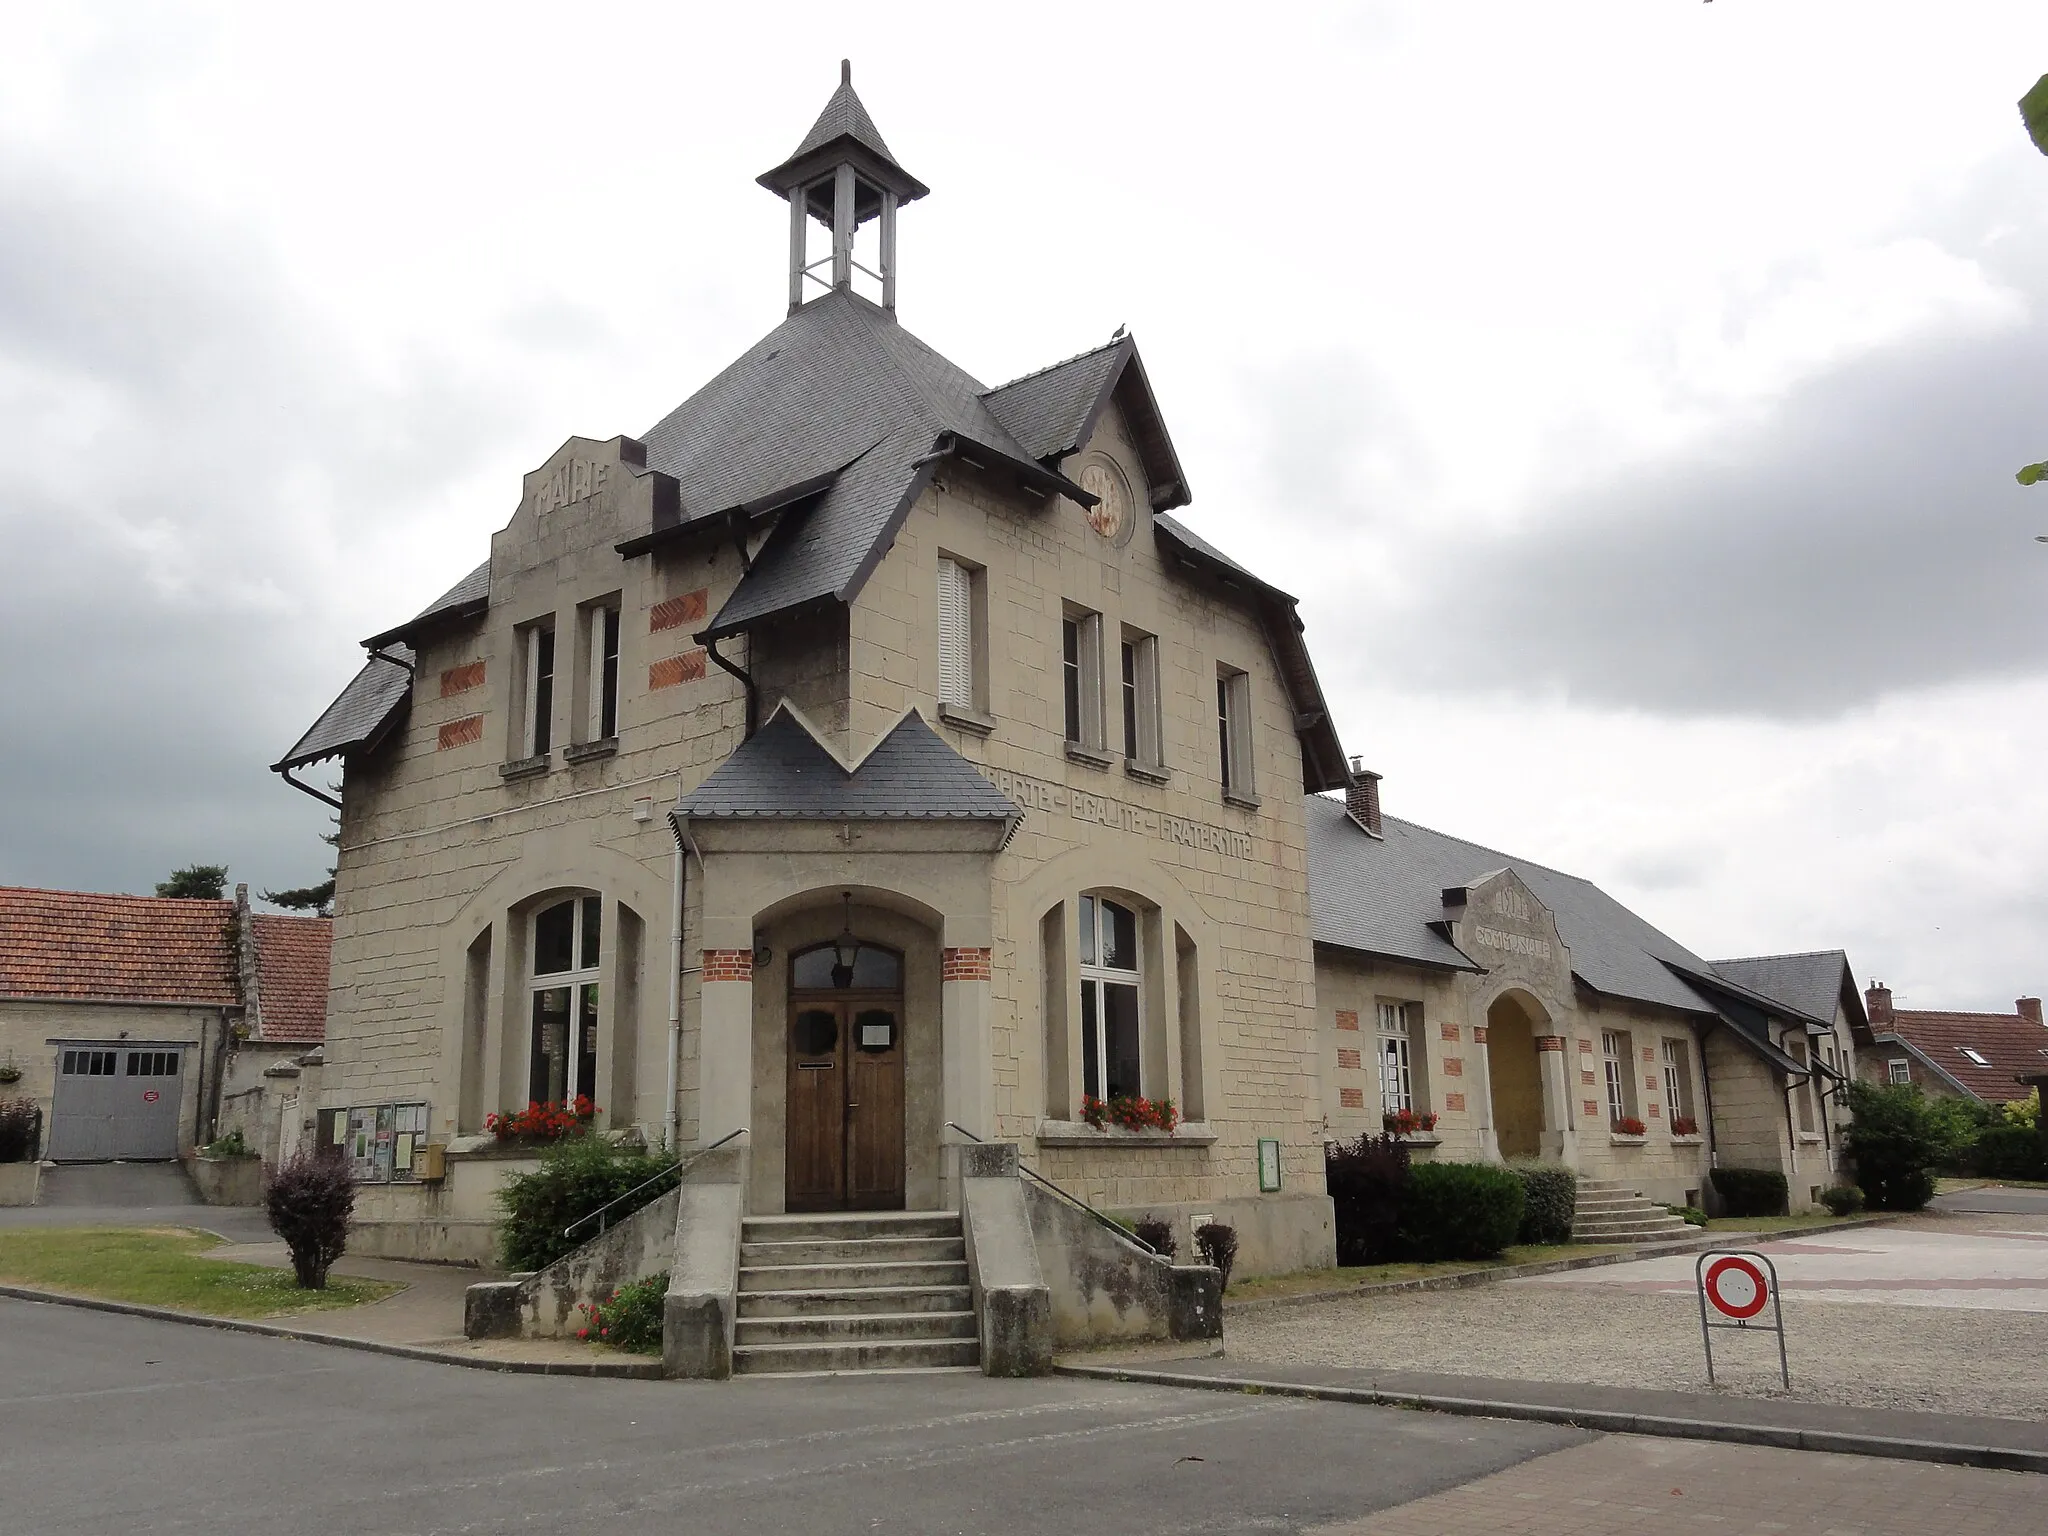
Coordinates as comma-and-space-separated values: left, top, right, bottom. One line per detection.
278, 766, 343, 811
1697, 1022, 1720, 1173
704, 636, 758, 739
664, 825, 687, 1154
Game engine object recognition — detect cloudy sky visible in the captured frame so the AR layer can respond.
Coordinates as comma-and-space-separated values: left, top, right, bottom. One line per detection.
3, 2, 2044, 1011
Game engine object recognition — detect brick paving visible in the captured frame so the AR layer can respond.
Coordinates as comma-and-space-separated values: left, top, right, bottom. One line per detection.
1308, 1434, 2043, 1535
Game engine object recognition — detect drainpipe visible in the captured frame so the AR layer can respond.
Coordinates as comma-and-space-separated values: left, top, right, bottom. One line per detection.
703, 635, 758, 738
664, 829, 686, 1154
1697, 1022, 1721, 1176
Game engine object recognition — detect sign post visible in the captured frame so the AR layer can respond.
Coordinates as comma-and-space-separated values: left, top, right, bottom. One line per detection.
1696, 1250, 1789, 1388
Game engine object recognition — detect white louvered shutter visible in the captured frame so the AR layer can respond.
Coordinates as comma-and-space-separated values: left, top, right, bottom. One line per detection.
937, 559, 973, 707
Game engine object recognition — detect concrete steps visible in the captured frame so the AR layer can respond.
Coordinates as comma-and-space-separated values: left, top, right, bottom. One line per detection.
1572, 1181, 1698, 1244
732, 1211, 980, 1375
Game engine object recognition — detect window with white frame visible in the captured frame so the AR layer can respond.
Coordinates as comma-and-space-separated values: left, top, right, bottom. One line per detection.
529, 895, 601, 1109
1120, 629, 1163, 769
1887, 1057, 1911, 1085
1063, 609, 1104, 750
937, 557, 985, 714
1661, 1038, 1695, 1126
1602, 1029, 1637, 1126
583, 603, 620, 741
1077, 893, 1141, 1101
520, 621, 556, 758
1217, 666, 1254, 798
1376, 1001, 1415, 1114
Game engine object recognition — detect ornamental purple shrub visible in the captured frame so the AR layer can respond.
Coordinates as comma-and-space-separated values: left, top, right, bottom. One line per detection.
264, 1149, 356, 1289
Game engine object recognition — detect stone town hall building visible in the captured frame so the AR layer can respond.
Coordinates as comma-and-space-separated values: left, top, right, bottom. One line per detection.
277, 69, 1855, 1295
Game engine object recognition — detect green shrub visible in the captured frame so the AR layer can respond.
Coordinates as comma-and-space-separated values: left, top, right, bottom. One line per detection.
202, 1128, 252, 1158
1819, 1184, 1865, 1217
1845, 1081, 1942, 1212
1325, 1133, 1410, 1265
1396, 1161, 1525, 1261
1924, 1094, 1999, 1171
497, 1136, 679, 1272
1709, 1166, 1789, 1218
576, 1272, 667, 1354
1968, 1122, 2048, 1182
1666, 1204, 1707, 1227
1507, 1162, 1577, 1245
0, 1100, 40, 1164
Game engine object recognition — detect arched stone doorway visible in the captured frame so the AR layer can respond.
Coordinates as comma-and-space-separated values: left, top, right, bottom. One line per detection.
1485, 992, 1549, 1160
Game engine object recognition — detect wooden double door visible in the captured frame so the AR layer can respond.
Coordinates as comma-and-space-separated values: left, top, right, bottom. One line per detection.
786, 989, 906, 1212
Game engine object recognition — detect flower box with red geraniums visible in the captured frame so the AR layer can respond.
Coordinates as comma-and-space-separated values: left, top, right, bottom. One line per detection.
1670, 1115, 1700, 1138
1611, 1115, 1647, 1137
1383, 1108, 1439, 1136
485, 1096, 599, 1143
1080, 1094, 1179, 1134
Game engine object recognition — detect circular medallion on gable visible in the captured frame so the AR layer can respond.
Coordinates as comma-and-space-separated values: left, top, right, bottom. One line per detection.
1079, 460, 1136, 548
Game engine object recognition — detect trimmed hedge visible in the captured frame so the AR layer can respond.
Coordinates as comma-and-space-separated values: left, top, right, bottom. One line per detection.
1819, 1184, 1865, 1217
1325, 1133, 1410, 1266
1507, 1162, 1577, 1245
497, 1134, 679, 1272
1709, 1166, 1789, 1218
1397, 1161, 1525, 1261
1967, 1122, 2048, 1182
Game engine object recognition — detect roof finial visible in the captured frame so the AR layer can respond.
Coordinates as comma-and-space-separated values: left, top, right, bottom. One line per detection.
841, 58, 852, 86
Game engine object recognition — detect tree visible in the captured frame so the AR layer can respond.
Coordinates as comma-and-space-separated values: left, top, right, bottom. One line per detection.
1844, 1081, 1941, 1212
262, 803, 339, 917
156, 864, 228, 901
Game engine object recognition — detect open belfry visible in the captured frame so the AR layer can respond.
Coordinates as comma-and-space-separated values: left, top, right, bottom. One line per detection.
277, 65, 1858, 1375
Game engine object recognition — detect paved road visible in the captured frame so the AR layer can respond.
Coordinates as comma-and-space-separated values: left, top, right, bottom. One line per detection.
0, 1162, 272, 1240
0, 1298, 1584, 1536
1934, 1186, 2048, 1216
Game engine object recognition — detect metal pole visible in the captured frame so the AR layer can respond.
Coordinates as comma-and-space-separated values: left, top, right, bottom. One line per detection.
1696, 1251, 1716, 1386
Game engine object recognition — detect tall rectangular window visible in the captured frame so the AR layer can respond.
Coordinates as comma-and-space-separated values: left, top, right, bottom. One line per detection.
1376, 1001, 1413, 1115
937, 557, 978, 711
1063, 608, 1103, 750
1602, 1030, 1636, 1126
1788, 1036, 1816, 1133
521, 623, 556, 758
1078, 893, 1142, 1101
1661, 1038, 1694, 1124
584, 604, 620, 741
1121, 630, 1161, 768
1217, 666, 1253, 797
1887, 1058, 1910, 1085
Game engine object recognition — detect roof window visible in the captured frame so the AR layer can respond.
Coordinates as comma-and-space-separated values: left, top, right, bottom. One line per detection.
1959, 1047, 1991, 1067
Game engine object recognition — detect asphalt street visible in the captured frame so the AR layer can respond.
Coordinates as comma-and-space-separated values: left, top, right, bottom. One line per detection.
1931, 1186, 2048, 1216
0, 1298, 1585, 1536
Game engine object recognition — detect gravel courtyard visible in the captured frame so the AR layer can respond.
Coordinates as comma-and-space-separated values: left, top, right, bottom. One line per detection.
1221, 1211, 2048, 1420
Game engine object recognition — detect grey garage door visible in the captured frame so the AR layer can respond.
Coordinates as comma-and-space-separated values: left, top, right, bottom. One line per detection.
46, 1047, 185, 1161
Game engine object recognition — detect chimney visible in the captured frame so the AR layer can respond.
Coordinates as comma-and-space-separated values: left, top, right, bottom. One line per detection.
1345, 756, 1383, 838
2019, 997, 2043, 1027
1865, 981, 1893, 1027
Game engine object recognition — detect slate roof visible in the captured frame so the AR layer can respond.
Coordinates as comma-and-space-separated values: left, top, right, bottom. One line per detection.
1309, 798, 1721, 1015
674, 706, 1019, 822
251, 914, 332, 1044
275, 647, 414, 770
1713, 951, 1858, 1032
0, 889, 239, 1006
1883, 1009, 2048, 1103
982, 340, 1130, 463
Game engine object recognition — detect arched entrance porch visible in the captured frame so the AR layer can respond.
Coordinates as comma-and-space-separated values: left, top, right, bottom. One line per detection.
1480, 988, 1581, 1168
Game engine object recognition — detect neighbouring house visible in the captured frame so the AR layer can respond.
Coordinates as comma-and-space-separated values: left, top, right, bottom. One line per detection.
1313, 781, 1859, 1214
0, 884, 328, 1164
1859, 983, 2048, 1106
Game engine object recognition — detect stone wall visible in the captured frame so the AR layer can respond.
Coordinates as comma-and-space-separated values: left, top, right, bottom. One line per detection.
0, 1000, 219, 1159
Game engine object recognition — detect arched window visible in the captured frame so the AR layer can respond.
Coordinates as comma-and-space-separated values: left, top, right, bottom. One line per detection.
529, 895, 601, 1108
791, 941, 902, 992
1078, 893, 1141, 1100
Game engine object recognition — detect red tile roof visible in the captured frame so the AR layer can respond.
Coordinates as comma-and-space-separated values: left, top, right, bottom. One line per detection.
251, 914, 330, 1043
0, 887, 239, 1006
1886, 1009, 2048, 1103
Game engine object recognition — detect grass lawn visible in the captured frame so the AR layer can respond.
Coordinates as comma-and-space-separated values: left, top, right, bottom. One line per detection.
1225, 1243, 1612, 1304
0, 1228, 400, 1318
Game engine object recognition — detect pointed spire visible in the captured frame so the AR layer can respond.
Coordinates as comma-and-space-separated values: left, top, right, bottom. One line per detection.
757, 60, 928, 207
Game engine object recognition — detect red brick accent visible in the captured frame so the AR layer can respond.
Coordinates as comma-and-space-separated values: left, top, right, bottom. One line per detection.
1439, 1022, 1460, 1042
1442, 1057, 1464, 1077
437, 715, 484, 750
1339, 1087, 1365, 1109
1642, 1045, 1656, 1063
1335, 1009, 1359, 1031
1534, 1035, 1565, 1053
1647, 1103, 1661, 1119
1581, 1069, 1596, 1086
942, 947, 992, 982
1444, 1092, 1467, 1113
650, 589, 708, 632
1645, 1073, 1659, 1091
439, 660, 485, 697
1583, 1099, 1600, 1118
1578, 1037, 1594, 1053
1336, 1048, 1362, 1071
701, 948, 753, 983
649, 650, 707, 690
1473, 1026, 1488, 1044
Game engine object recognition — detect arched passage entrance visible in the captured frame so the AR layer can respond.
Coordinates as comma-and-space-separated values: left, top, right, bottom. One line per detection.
1485, 992, 1549, 1160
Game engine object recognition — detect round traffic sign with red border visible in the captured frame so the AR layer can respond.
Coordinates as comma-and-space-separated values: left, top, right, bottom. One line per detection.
1703, 1255, 1769, 1319
141, 1089, 161, 1104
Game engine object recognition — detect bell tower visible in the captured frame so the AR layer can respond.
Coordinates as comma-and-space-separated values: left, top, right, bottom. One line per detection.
758, 61, 929, 314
